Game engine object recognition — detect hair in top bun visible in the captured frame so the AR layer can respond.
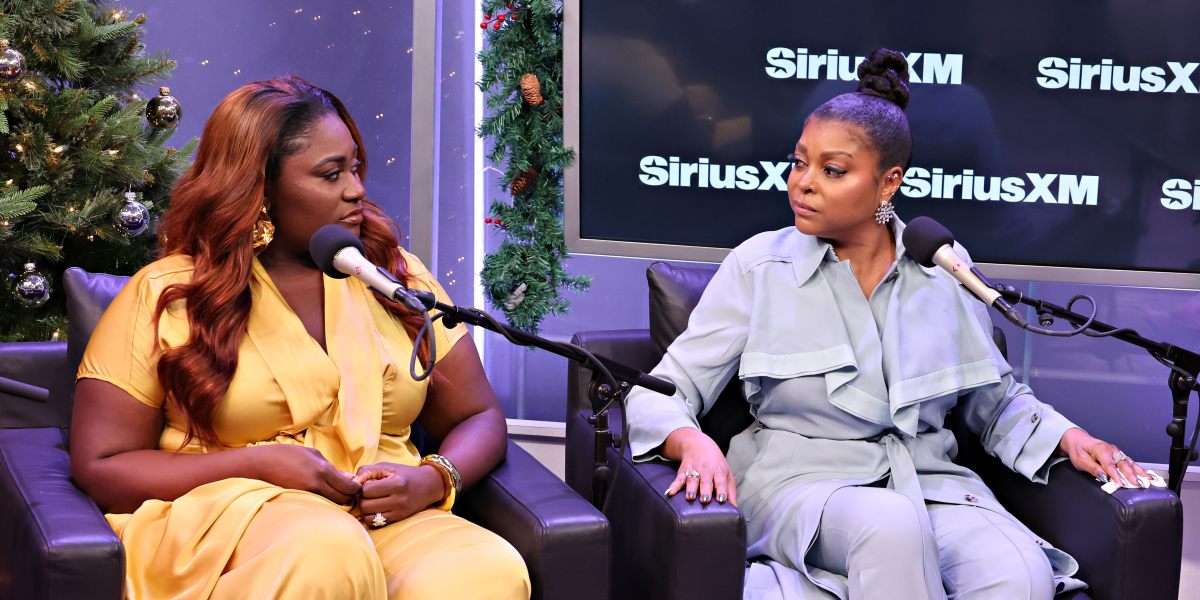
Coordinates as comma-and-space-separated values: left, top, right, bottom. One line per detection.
806, 48, 913, 172
856, 48, 910, 109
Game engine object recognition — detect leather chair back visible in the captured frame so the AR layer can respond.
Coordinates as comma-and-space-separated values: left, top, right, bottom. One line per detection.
64, 268, 132, 379
646, 261, 1008, 455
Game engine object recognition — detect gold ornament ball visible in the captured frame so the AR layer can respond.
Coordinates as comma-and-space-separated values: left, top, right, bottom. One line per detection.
146, 86, 183, 129
0, 39, 25, 82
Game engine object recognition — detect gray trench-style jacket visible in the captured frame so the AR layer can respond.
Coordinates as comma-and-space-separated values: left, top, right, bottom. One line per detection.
625, 220, 1086, 599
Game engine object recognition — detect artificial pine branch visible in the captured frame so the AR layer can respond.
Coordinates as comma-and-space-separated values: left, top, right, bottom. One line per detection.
0, 0, 195, 341
477, 0, 588, 335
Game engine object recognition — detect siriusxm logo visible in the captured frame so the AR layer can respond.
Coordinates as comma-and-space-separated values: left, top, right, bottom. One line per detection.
766, 48, 963, 85
638, 156, 790, 191
1037, 57, 1198, 93
1161, 179, 1200, 210
901, 168, 1099, 205
637, 158, 1100, 207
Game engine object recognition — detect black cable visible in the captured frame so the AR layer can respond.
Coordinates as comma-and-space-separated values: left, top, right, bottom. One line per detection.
1061, 296, 1141, 338
1149, 351, 1198, 384
1019, 295, 1098, 337
409, 309, 437, 382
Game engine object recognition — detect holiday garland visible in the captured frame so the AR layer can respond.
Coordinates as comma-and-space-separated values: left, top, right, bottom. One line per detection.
477, 0, 589, 335
0, 0, 195, 342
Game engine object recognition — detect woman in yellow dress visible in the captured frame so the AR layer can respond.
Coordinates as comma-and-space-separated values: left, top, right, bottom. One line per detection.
69, 75, 531, 600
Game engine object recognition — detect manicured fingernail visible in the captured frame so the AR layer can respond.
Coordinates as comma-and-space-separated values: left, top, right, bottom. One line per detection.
701, 495, 710, 503
1096, 472, 1109, 483
664, 488, 672, 496
686, 492, 696, 500
717, 494, 727, 503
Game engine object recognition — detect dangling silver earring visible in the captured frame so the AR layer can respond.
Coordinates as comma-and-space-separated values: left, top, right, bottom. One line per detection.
875, 196, 896, 224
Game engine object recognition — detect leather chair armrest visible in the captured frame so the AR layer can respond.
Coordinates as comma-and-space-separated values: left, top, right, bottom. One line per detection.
456, 440, 610, 600
0, 342, 74, 430
971, 450, 1181, 600
0, 428, 123, 600
603, 448, 745, 600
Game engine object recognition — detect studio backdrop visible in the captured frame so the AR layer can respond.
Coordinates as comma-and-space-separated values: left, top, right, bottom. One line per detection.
564, 0, 1200, 287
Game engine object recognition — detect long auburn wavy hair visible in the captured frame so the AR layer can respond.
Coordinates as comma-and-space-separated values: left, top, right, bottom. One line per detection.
155, 76, 430, 450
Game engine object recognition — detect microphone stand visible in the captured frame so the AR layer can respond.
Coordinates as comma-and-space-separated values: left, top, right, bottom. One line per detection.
991, 284, 1200, 495
407, 291, 675, 510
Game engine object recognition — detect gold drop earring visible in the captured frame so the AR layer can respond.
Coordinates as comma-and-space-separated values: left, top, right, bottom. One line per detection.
252, 204, 275, 249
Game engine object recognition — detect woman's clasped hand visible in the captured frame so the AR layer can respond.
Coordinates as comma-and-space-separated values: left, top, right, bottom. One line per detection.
251, 444, 449, 523
353, 462, 448, 526
249, 444, 363, 505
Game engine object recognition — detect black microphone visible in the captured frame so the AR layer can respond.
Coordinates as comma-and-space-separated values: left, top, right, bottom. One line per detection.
902, 217, 1028, 329
309, 225, 432, 313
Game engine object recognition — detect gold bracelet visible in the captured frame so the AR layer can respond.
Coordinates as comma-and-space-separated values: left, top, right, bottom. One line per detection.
419, 454, 459, 511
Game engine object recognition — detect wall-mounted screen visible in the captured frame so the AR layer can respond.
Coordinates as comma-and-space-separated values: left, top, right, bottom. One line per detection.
566, 0, 1200, 286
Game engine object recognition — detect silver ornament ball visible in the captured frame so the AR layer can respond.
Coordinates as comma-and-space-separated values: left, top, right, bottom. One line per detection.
146, 86, 182, 129
118, 193, 150, 235
13, 263, 50, 309
0, 39, 25, 82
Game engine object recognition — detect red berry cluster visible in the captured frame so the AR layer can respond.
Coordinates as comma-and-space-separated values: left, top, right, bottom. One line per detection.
485, 217, 509, 228
480, 4, 519, 30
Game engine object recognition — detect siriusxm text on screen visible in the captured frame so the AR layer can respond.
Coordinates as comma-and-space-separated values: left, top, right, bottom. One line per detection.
578, 0, 1200, 272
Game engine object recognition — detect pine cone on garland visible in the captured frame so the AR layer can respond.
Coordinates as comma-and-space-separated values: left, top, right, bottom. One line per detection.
510, 168, 538, 195
520, 73, 545, 106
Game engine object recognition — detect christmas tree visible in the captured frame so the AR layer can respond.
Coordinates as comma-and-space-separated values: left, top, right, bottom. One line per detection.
0, 0, 195, 342
477, 0, 590, 335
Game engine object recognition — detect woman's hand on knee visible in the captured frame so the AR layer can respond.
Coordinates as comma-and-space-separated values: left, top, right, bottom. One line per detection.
249, 445, 363, 504
355, 462, 447, 525
663, 427, 738, 507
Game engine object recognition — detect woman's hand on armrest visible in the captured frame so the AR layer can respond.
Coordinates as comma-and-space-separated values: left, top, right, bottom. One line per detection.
662, 427, 737, 506
1057, 427, 1151, 488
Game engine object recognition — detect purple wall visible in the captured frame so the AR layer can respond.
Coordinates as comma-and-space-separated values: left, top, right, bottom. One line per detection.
138, 0, 415, 239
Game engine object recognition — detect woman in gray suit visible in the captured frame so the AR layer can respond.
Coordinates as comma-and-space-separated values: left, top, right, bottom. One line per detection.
624, 49, 1150, 600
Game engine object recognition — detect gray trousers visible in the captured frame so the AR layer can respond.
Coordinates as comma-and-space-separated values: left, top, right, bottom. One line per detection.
804, 487, 1055, 600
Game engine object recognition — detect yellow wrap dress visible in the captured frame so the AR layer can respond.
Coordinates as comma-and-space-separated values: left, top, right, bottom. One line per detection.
77, 250, 531, 600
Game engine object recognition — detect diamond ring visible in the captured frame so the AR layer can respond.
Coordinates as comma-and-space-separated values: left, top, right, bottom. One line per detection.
684, 469, 700, 479
1114, 451, 1132, 464
372, 512, 387, 528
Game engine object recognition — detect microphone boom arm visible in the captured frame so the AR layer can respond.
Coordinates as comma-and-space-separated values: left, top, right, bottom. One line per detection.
988, 282, 1200, 494
408, 293, 676, 510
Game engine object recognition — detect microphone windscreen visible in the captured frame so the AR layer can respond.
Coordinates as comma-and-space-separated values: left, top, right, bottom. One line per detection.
309, 224, 366, 279
902, 216, 956, 268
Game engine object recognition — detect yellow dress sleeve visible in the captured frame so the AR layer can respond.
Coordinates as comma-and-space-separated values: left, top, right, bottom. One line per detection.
76, 258, 191, 409
397, 248, 468, 361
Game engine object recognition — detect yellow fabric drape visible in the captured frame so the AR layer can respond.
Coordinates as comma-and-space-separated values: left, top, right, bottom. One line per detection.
79, 251, 528, 600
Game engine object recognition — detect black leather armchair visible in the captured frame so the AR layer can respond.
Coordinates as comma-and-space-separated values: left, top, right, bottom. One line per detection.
0, 267, 609, 600
566, 261, 1183, 600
